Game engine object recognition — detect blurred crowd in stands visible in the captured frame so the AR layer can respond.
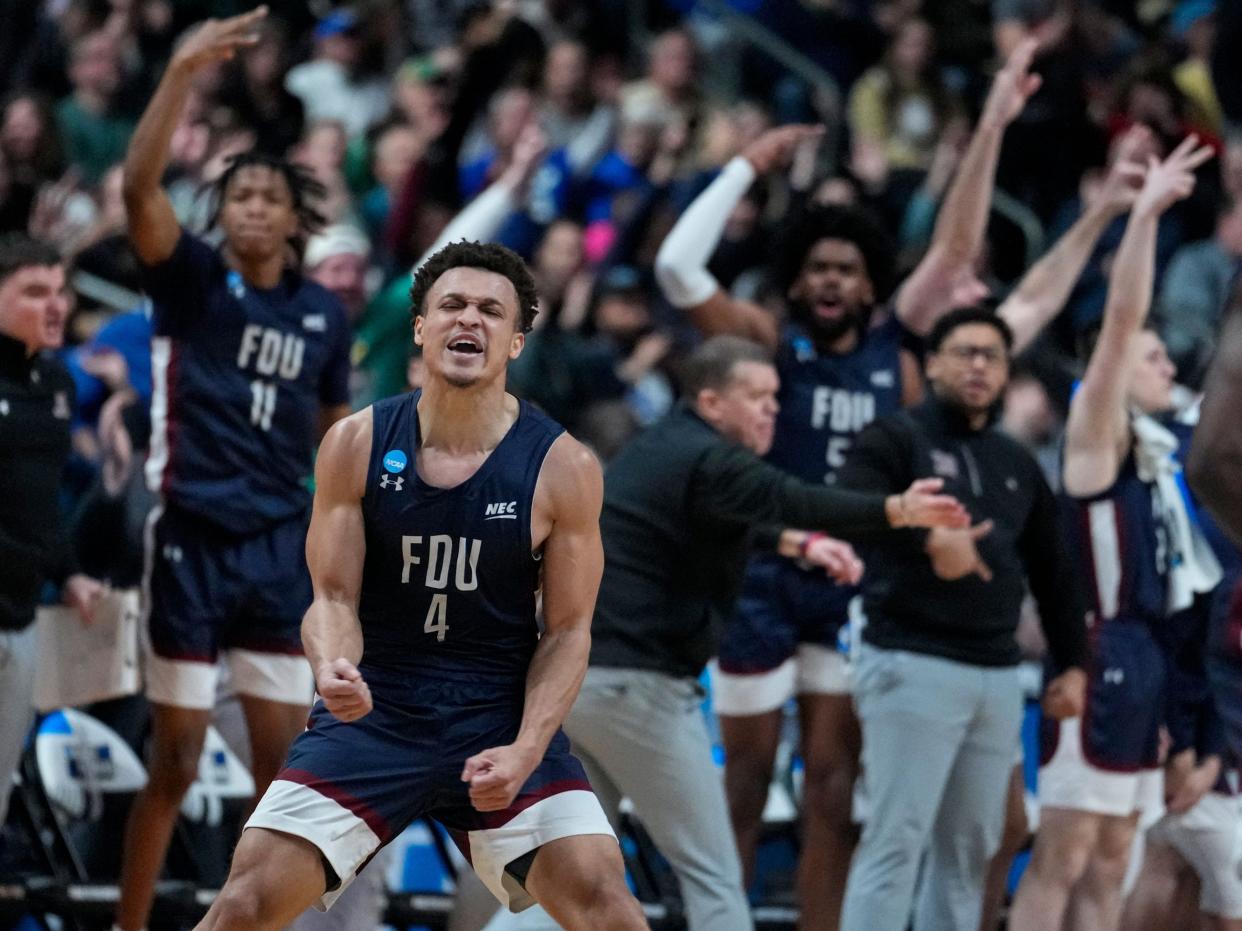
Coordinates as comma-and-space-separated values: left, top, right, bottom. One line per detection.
0, 0, 1230, 497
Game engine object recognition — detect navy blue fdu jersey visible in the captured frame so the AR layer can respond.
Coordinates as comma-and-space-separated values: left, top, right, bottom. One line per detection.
767, 314, 906, 485
358, 391, 563, 683
1063, 452, 1173, 626
731, 313, 908, 642
141, 232, 351, 535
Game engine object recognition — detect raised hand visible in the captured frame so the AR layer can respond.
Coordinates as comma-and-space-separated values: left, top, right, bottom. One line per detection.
802, 534, 865, 586
1134, 133, 1215, 218
169, 6, 267, 74
926, 519, 994, 581
981, 38, 1042, 129
742, 124, 825, 175
502, 122, 548, 189
461, 743, 541, 812
1090, 124, 1153, 217
316, 657, 373, 722
889, 477, 970, 529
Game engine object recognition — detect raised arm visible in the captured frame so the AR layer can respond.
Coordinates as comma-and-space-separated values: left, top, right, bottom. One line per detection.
462, 435, 603, 812
654, 124, 821, 351
1063, 137, 1214, 497
302, 408, 372, 722
412, 124, 547, 271
998, 126, 1149, 354
1188, 293, 1242, 545
123, 7, 267, 264
894, 39, 1041, 335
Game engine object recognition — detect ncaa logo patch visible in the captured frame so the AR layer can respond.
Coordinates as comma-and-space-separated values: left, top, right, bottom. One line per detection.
383, 449, 408, 473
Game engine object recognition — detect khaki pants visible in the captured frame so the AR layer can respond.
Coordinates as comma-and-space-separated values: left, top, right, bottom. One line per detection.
0, 624, 37, 825
565, 666, 753, 931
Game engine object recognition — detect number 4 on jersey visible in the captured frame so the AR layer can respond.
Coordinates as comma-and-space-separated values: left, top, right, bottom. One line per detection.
425, 593, 449, 642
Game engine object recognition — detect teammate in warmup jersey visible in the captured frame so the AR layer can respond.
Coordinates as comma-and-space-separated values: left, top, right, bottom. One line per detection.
114, 10, 352, 931
1010, 136, 1219, 931
194, 237, 645, 930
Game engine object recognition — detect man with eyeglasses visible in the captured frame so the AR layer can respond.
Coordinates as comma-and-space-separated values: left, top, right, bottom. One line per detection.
833, 306, 1089, 931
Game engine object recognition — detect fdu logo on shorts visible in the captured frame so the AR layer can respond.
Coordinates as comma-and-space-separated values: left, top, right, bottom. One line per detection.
384, 449, 408, 473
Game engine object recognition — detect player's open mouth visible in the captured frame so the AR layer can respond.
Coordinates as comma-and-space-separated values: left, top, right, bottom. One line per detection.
448, 337, 484, 355
814, 300, 845, 319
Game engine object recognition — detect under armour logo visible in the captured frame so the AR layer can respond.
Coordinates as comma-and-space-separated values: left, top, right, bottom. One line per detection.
0, 399, 8, 415
1102, 667, 1125, 685
380, 473, 404, 491
162, 544, 183, 563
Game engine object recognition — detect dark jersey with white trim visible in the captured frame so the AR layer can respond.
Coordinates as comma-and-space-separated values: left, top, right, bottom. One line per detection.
140, 232, 351, 535
742, 313, 908, 632
358, 391, 563, 683
768, 314, 906, 484
1063, 452, 1170, 626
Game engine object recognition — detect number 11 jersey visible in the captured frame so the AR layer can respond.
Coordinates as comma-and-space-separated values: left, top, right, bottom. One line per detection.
141, 231, 351, 535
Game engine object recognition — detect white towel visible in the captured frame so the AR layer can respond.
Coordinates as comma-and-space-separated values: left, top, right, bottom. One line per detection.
1131, 413, 1222, 613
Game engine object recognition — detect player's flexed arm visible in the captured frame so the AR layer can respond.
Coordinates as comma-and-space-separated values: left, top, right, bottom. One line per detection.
302, 409, 373, 722
654, 124, 821, 351
462, 436, 604, 812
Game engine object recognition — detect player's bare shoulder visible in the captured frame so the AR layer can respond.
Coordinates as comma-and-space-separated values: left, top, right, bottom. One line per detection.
532, 432, 604, 546
315, 406, 375, 500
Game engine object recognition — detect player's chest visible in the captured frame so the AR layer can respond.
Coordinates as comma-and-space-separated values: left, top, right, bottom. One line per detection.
196, 296, 334, 385
777, 359, 900, 437
366, 478, 535, 590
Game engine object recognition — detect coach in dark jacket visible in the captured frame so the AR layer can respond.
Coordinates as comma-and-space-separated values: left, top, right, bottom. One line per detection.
560, 334, 966, 931
0, 234, 103, 826
835, 307, 1088, 931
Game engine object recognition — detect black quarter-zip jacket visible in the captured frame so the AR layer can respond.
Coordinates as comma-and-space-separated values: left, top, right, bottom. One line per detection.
836, 394, 1087, 671
591, 403, 897, 679
0, 332, 76, 630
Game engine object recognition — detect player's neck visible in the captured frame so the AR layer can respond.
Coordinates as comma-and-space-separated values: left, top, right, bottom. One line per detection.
222, 245, 286, 290
818, 327, 860, 354
417, 380, 518, 454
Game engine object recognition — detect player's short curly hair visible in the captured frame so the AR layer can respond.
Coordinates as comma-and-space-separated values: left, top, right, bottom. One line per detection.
771, 204, 897, 304
409, 241, 540, 333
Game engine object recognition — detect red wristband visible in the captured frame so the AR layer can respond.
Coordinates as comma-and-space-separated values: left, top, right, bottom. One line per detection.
798, 532, 826, 559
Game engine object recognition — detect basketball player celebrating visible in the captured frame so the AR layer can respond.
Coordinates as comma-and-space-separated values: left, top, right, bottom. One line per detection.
1010, 135, 1218, 931
193, 238, 645, 930
653, 39, 1142, 928
116, 9, 352, 931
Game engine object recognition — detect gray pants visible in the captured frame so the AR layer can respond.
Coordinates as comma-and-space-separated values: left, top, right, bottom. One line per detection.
565, 666, 752, 931
840, 646, 1022, 931
0, 625, 37, 826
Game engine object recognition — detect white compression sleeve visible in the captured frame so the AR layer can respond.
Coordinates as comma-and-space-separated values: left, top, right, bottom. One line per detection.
412, 180, 518, 272
654, 156, 757, 308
